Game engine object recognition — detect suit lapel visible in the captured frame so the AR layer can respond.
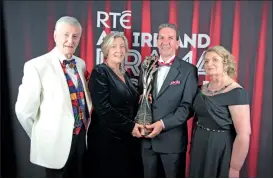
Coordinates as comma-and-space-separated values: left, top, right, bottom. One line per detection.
50, 52, 71, 102
152, 70, 158, 99
50, 52, 92, 113
156, 57, 181, 98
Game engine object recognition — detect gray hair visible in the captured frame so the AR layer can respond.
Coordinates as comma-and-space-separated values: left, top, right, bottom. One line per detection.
55, 16, 82, 33
101, 32, 129, 58
158, 23, 180, 41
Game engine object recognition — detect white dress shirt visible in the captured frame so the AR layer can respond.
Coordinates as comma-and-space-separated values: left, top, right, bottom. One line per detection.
53, 47, 78, 88
156, 54, 175, 129
156, 54, 176, 94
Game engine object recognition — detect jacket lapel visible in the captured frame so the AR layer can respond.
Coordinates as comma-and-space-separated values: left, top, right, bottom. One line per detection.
156, 57, 181, 99
50, 51, 71, 102
152, 71, 158, 99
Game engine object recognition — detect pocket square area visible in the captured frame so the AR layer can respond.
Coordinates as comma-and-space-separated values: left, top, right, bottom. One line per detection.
170, 80, 181, 85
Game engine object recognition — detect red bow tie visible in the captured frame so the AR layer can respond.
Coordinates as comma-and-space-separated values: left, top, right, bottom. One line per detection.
158, 58, 175, 66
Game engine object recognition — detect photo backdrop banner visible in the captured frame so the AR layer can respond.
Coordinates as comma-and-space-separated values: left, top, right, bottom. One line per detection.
3, 1, 272, 177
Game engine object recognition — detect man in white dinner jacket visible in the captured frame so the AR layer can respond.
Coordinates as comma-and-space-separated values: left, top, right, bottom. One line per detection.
15, 16, 92, 177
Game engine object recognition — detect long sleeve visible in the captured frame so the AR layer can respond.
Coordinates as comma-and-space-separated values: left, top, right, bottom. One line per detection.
88, 67, 135, 134
15, 62, 42, 137
161, 66, 198, 131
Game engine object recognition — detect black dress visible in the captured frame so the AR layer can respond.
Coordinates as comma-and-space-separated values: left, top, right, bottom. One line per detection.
189, 87, 249, 178
85, 63, 143, 178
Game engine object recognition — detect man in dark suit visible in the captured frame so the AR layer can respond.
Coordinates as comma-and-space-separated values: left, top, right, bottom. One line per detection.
138, 23, 198, 178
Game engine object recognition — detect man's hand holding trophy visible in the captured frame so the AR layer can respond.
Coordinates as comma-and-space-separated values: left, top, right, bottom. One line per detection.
135, 55, 159, 136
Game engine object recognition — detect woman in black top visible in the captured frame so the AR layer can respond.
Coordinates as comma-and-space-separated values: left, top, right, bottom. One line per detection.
189, 45, 251, 178
85, 32, 143, 178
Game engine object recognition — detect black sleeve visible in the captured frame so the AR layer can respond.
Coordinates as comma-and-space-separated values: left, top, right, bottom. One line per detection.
227, 88, 250, 106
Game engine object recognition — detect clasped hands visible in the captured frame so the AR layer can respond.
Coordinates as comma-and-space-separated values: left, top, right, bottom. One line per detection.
131, 121, 164, 138
132, 94, 164, 138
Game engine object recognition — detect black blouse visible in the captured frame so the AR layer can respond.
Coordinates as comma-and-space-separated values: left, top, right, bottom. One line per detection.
88, 63, 139, 137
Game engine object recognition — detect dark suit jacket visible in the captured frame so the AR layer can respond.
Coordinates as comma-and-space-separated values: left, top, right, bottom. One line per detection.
138, 56, 198, 153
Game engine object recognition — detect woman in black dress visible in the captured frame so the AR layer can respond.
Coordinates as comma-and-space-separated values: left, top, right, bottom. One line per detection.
189, 45, 251, 178
86, 32, 143, 177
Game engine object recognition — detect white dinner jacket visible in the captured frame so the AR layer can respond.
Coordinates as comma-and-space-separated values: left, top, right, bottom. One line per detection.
15, 48, 92, 169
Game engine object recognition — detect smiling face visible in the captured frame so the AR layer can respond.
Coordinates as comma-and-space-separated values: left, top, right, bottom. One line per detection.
107, 37, 127, 64
54, 23, 81, 59
204, 51, 225, 76
157, 27, 180, 60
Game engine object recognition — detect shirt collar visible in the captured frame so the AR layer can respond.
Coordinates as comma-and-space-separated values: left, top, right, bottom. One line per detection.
53, 46, 74, 63
158, 54, 176, 64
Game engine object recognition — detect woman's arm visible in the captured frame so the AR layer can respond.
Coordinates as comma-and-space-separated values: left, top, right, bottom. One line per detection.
229, 104, 251, 171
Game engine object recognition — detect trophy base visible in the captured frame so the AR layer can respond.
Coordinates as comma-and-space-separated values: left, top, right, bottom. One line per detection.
140, 128, 151, 136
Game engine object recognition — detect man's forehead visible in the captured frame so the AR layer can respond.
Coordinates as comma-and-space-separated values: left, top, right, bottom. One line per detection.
158, 33, 176, 37
56, 23, 81, 32
60, 30, 80, 34
158, 28, 176, 35
57, 28, 81, 35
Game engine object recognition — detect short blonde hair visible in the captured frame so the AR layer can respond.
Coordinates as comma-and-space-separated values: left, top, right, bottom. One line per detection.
204, 45, 237, 78
101, 32, 129, 58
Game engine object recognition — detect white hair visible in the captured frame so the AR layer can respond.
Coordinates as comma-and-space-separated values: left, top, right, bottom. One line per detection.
55, 16, 82, 32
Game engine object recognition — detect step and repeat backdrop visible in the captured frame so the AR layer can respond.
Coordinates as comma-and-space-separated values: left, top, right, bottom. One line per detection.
3, 0, 272, 177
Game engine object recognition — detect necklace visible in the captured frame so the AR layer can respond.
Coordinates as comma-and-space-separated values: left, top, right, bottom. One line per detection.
104, 61, 124, 76
202, 82, 233, 96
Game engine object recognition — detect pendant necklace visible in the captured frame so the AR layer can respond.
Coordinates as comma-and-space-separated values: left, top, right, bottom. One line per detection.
203, 82, 233, 96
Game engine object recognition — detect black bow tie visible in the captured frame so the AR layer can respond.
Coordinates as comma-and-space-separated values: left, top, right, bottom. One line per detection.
63, 59, 76, 68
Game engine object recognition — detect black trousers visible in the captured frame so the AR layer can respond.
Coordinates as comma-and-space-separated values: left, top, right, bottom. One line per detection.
45, 128, 86, 178
141, 146, 186, 178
